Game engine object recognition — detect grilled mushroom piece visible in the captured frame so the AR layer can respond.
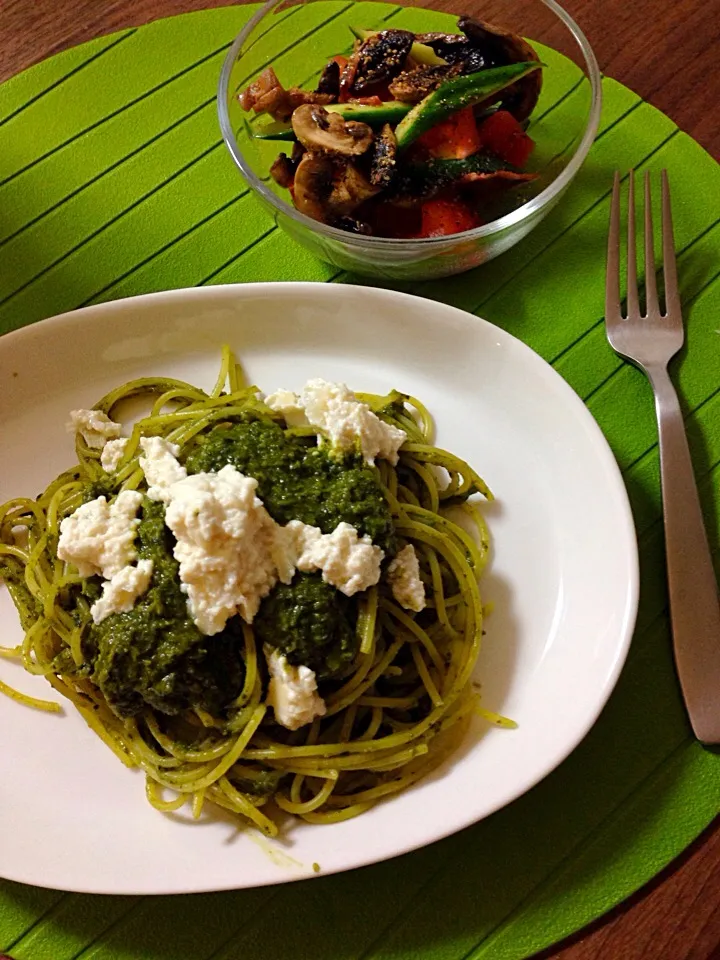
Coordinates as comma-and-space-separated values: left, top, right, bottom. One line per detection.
351, 29, 415, 92
414, 31, 498, 71
270, 153, 296, 188
239, 67, 292, 121
389, 63, 463, 103
457, 15, 542, 120
327, 162, 380, 215
415, 17, 542, 119
293, 153, 335, 221
316, 59, 341, 97
291, 104, 374, 156
369, 124, 398, 187
293, 153, 380, 223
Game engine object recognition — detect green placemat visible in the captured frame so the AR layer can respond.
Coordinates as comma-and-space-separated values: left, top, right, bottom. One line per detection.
0, 4, 718, 959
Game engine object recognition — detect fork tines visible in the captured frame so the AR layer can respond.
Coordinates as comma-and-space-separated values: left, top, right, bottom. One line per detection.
606, 169, 680, 325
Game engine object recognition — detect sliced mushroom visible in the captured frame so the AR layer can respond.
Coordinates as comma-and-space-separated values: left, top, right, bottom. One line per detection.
415, 32, 479, 64
293, 153, 379, 223
369, 124, 397, 188
351, 29, 415, 93
327, 162, 380, 215
293, 153, 336, 221
388, 63, 463, 103
457, 16, 542, 120
291, 104, 373, 157
458, 15, 538, 63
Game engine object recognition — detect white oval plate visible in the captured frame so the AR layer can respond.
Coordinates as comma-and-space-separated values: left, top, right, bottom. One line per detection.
0, 283, 638, 895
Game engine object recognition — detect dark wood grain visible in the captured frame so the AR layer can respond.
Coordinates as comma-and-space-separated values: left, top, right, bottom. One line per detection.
0, 1, 718, 958
1, 0, 718, 157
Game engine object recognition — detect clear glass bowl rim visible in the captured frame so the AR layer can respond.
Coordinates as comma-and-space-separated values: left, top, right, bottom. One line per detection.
217, 0, 602, 250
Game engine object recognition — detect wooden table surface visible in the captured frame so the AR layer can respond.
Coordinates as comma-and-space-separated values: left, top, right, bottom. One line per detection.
1, 1, 719, 958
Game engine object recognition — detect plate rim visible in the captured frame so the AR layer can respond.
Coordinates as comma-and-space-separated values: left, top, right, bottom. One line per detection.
0, 281, 640, 894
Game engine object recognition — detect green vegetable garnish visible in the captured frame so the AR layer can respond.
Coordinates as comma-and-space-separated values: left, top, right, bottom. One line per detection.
394, 61, 543, 150
252, 100, 413, 141
396, 151, 516, 196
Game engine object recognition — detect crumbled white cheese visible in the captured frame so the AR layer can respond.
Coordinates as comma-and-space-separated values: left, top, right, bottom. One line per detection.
430, 464, 451, 492
265, 389, 308, 427
387, 544, 426, 612
91, 559, 154, 624
100, 437, 129, 473
57, 490, 143, 578
265, 379, 406, 465
164, 465, 287, 635
139, 436, 188, 502
126, 439, 384, 633
69, 409, 122, 449
292, 520, 383, 596
265, 647, 326, 730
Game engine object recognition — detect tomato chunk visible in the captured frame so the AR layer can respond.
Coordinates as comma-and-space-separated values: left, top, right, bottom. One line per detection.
416, 106, 482, 160
476, 110, 535, 168
420, 197, 481, 237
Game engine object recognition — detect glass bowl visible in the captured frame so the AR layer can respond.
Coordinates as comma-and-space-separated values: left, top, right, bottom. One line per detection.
217, 0, 601, 281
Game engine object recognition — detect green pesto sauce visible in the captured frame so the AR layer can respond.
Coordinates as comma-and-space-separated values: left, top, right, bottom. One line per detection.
1, 555, 41, 631
184, 419, 396, 554
82, 499, 245, 719
74, 418, 395, 719
254, 571, 356, 678
228, 765, 284, 797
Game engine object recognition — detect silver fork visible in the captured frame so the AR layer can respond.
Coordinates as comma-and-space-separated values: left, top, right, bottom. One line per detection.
605, 169, 720, 744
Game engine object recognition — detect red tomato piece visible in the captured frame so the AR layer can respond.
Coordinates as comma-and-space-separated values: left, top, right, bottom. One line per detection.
337, 55, 357, 103
476, 110, 535, 168
420, 198, 481, 237
415, 106, 482, 160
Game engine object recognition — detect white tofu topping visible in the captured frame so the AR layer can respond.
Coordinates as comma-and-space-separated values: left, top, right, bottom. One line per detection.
387, 544, 426, 612
139, 436, 188, 502
265, 647, 326, 730
69, 409, 122, 449
57, 490, 143, 579
291, 520, 383, 596
100, 437, 129, 473
91, 559, 154, 624
163, 465, 284, 635
264, 388, 308, 427
265, 378, 406, 465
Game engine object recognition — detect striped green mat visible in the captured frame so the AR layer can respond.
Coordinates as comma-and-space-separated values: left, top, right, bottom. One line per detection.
1, 4, 719, 959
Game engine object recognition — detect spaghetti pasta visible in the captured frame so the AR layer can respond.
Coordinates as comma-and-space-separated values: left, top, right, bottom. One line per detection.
0, 349, 493, 836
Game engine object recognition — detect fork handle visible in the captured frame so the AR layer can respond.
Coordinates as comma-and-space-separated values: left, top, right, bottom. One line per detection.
648, 364, 720, 743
